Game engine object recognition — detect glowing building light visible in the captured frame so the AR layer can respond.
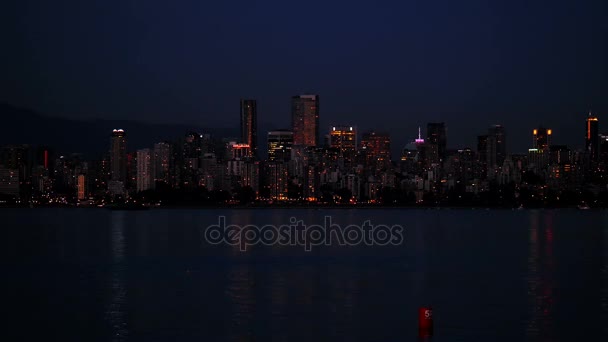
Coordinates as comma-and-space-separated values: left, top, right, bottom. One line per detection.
414, 126, 425, 144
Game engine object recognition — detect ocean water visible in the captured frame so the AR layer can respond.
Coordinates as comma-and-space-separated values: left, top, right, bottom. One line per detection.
1, 208, 607, 341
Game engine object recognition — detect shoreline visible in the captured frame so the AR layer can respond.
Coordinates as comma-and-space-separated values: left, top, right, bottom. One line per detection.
0, 204, 602, 210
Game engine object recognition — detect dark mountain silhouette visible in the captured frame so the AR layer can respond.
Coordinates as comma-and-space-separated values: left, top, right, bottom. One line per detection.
4, 103, 415, 160
0, 103, 239, 157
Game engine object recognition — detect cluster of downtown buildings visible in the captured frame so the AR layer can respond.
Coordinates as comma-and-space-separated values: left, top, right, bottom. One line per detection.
0, 95, 607, 207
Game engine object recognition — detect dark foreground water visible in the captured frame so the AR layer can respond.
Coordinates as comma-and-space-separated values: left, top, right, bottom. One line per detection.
1, 208, 607, 341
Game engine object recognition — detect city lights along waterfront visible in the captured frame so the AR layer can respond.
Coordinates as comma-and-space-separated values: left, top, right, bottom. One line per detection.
0, 100, 606, 209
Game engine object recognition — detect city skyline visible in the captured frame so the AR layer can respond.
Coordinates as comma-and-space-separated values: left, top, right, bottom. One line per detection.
96, 99, 604, 164
1, 98, 606, 207
98, 111, 602, 161
0, 100, 604, 157
0, 96, 608, 153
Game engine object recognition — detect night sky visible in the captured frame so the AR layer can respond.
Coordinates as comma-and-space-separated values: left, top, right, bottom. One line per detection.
2, 0, 607, 153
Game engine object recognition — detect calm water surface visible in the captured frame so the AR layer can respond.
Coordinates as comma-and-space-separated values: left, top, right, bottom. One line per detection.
1, 208, 607, 341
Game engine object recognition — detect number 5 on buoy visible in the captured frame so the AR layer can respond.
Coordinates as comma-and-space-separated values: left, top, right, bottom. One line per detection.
418, 307, 433, 337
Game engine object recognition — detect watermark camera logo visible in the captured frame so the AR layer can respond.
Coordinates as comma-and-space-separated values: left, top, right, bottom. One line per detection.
203, 216, 404, 251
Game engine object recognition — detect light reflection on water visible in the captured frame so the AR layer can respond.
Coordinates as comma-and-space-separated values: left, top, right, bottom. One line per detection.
603, 215, 608, 338
7, 208, 606, 341
107, 212, 128, 341
526, 211, 556, 341
225, 264, 255, 342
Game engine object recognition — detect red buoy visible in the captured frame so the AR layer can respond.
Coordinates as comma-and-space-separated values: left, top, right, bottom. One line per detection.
418, 307, 433, 337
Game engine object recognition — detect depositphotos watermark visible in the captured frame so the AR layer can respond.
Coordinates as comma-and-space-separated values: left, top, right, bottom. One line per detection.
202, 216, 404, 251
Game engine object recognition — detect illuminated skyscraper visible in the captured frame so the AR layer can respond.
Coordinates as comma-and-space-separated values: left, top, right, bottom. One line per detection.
127, 152, 137, 189
329, 126, 357, 160
266, 162, 289, 200
426, 122, 447, 163
267, 130, 293, 162
240, 99, 257, 158
292, 95, 319, 147
585, 113, 599, 161
77, 174, 86, 200
477, 135, 488, 165
363, 130, 392, 156
110, 129, 127, 182
529, 126, 552, 172
153, 142, 172, 185
136, 148, 154, 192
226, 142, 251, 160
361, 130, 391, 170
400, 128, 423, 174
532, 127, 552, 150
549, 145, 571, 165
487, 124, 506, 167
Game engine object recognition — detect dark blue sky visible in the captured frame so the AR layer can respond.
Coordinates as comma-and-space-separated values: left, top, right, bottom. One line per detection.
1, 0, 607, 153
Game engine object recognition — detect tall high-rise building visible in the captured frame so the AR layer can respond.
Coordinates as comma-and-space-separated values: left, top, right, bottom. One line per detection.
585, 113, 599, 161
182, 132, 203, 159
486, 134, 498, 179
549, 145, 571, 165
153, 142, 172, 185
126, 152, 137, 190
360, 131, 391, 170
427, 122, 447, 163
226, 159, 260, 194
487, 125, 506, 169
530, 126, 552, 172
240, 99, 257, 158
178, 132, 203, 188
136, 148, 154, 192
266, 162, 289, 201
532, 127, 552, 150
329, 126, 357, 160
226, 142, 251, 160
110, 129, 127, 182
600, 132, 608, 163
477, 135, 488, 164
292, 95, 319, 147
267, 130, 294, 162
77, 174, 86, 200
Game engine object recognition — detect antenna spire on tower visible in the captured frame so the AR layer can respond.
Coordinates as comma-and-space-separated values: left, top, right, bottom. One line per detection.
415, 126, 425, 144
